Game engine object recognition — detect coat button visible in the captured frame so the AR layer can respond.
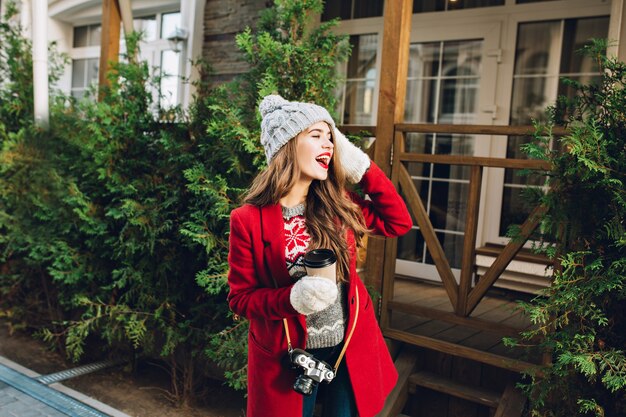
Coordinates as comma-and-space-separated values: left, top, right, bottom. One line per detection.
351, 297, 355, 304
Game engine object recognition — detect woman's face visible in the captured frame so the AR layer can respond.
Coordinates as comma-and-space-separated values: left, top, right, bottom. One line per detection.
295, 121, 334, 183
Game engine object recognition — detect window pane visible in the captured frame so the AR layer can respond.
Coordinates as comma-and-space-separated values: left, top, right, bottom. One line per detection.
321, 0, 350, 21
429, 181, 468, 231
354, 0, 384, 18
514, 21, 561, 75
87, 58, 99, 85
414, 0, 503, 13
442, 40, 482, 77
339, 34, 378, 124
347, 35, 377, 78
88, 24, 101, 47
161, 12, 181, 39
160, 50, 180, 107
71, 59, 87, 88
425, 232, 464, 269
397, 228, 425, 262
408, 42, 440, 78
413, 0, 445, 13
500, 187, 530, 236
405, 78, 438, 123
343, 80, 376, 124
73, 26, 89, 48
560, 17, 608, 74
509, 76, 558, 125
134, 16, 157, 41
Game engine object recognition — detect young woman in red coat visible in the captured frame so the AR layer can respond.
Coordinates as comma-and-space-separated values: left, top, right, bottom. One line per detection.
227, 95, 412, 417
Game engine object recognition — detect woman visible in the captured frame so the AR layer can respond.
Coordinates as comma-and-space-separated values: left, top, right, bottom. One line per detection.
227, 95, 412, 417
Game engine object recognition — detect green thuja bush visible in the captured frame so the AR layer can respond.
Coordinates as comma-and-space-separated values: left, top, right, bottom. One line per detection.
509, 40, 626, 417
0, 0, 350, 400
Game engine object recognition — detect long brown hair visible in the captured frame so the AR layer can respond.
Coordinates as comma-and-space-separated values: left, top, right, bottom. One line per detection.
244, 128, 368, 282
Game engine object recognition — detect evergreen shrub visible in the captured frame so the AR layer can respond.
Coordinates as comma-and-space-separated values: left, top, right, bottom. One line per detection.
0, 0, 350, 400
509, 40, 626, 417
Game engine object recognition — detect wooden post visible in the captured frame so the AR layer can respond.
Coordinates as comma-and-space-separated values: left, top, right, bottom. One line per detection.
365, 0, 412, 327
99, 0, 121, 98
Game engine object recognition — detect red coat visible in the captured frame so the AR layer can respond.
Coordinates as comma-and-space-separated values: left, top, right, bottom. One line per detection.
227, 162, 412, 417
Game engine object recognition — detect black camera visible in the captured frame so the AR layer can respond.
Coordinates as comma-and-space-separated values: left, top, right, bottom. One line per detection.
289, 348, 335, 396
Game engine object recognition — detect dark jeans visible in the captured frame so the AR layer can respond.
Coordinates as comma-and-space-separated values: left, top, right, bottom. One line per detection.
301, 346, 357, 417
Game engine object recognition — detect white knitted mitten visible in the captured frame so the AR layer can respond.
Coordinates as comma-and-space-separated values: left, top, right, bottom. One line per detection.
334, 127, 371, 183
290, 276, 338, 316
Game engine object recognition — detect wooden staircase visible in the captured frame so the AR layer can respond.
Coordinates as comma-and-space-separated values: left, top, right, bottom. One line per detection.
377, 347, 527, 417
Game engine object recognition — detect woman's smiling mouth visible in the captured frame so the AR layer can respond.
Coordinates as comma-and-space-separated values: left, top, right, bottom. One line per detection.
315, 153, 332, 169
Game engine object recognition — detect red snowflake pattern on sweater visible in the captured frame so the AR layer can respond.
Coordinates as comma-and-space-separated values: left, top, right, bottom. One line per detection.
284, 214, 309, 278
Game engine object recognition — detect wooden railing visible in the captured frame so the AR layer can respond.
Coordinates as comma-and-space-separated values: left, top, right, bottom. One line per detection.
341, 122, 565, 371
341, 123, 567, 320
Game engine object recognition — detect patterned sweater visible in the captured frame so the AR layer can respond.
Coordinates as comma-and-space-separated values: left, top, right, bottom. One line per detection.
282, 203, 346, 349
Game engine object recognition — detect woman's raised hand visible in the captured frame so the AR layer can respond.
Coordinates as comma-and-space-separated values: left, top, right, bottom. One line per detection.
289, 276, 338, 315
333, 128, 371, 184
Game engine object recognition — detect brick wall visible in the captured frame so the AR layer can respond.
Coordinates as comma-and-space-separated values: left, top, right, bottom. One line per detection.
202, 0, 270, 83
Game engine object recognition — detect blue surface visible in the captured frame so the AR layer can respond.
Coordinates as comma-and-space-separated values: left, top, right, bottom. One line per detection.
0, 363, 110, 417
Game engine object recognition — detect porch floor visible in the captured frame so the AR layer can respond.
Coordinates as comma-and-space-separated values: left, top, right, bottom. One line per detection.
386, 277, 542, 365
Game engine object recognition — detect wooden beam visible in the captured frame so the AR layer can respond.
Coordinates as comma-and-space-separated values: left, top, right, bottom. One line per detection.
398, 153, 551, 170
466, 205, 548, 315
398, 164, 458, 308
366, 0, 412, 325
457, 165, 483, 316
99, 0, 121, 96
396, 123, 568, 137
383, 328, 541, 375
340, 123, 569, 138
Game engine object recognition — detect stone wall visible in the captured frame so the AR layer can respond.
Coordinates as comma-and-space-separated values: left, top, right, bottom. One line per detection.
202, 0, 270, 83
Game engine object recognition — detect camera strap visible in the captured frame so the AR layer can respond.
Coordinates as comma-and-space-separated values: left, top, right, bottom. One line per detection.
282, 288, 359, 373
259, 206, 359, 373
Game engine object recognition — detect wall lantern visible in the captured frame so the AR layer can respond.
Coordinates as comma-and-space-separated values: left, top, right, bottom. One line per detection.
167, 27, 188, 53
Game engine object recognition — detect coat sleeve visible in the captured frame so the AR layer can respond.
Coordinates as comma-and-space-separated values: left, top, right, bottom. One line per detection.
349, 161, 413, 238
227, 209, 300, 320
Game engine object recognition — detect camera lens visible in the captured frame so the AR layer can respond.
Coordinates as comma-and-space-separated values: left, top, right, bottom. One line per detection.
293, 375, 316, 396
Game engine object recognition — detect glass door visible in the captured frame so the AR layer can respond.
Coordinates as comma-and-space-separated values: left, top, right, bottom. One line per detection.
395, 22, 500, 283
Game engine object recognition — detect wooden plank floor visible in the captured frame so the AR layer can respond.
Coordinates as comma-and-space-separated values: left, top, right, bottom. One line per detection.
387, 278, 542, 364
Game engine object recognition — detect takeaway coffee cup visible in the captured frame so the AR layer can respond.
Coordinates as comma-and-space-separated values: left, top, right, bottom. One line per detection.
303, 249, 337, 282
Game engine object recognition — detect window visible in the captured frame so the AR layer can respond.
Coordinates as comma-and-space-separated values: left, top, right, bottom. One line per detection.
500, 16, 608, 236
413, 0, 504, 13
161, 11, 181, 39
398, 40, 483, 269
322, 0, 384, 21
338, 34, 378, 124
73, 24, 101, 48
516, 0, 559, 3
71, 58, 99, 99
160, 50, 180, 108
70, 11, 182, 106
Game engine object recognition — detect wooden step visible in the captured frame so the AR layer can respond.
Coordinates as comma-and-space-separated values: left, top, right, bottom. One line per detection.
383, 327, 541, 375
408, 371, 500, 408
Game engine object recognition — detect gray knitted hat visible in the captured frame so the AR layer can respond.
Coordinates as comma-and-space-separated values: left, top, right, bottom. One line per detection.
259, 95, 336, 163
